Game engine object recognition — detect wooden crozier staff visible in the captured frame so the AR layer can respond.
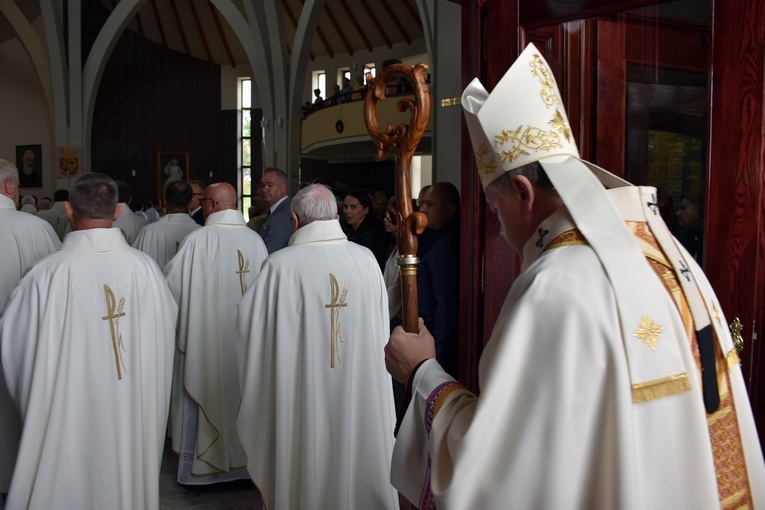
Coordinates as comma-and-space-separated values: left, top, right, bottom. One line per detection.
363, 64, 430, 333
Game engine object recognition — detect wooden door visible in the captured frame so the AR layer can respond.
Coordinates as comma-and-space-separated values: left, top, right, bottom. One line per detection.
459, 0, 765, 445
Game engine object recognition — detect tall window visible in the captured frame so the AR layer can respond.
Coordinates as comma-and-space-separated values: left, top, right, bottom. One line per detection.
312, 70, 326, 101
241, 78, 252, 217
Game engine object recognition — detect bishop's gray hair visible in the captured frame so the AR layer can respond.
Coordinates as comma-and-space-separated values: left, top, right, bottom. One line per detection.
291, 183, 337, 225
491, 160, 555, 193
69, 172, 118, 220
0, 159, 19, 187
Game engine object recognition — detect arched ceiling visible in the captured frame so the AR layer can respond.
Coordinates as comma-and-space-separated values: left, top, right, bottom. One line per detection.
99, 0, 424, 67
2, 0, 423, 67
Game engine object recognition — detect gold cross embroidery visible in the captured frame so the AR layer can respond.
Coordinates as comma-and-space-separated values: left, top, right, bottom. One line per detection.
635, 315, 664, 350
325, 273, 348, 368
236, 250, 250, 296
101, 284, 127, 379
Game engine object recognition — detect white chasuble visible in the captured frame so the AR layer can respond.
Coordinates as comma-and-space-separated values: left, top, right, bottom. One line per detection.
0, 194, 61, 498
392, 188, 764, 510
134, 212, 201, 270
236, 219, 398, 510
164, 208, 268, 484
0, 228, 177, 510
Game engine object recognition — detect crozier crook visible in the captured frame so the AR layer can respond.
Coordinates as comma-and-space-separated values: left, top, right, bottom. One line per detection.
363, 63, 430, 333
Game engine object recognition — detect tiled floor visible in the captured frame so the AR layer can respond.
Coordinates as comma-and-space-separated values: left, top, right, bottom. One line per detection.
159, 440, 263, 510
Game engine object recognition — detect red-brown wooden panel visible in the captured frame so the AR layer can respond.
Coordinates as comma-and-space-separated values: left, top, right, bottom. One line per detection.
705, 0, 765, 443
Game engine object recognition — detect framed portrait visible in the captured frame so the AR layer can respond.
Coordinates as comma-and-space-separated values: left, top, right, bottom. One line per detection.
157, 151, 190, 196
16, 144, 42, 187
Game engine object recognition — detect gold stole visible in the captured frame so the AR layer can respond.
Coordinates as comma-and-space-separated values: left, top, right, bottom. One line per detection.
547, 223, 752, 509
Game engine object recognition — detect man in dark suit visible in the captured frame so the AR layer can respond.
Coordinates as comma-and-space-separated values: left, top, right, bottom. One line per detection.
258, 168, 292, 253
188, 180, 206, 226
417, 181, 461, 378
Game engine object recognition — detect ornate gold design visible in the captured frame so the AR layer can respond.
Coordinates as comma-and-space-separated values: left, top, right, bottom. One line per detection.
474, 143, 499, 180
729, 317, 744, 357
494, 126, 563, 163
101, 284, 127, 380
440, 97, 461, 107
324, 273, 348, 368
634, 315, 664, 350
236, 250, 250, 297
632, 373, 691, 403
529, 54, 572, 142
549, 109, 572, 142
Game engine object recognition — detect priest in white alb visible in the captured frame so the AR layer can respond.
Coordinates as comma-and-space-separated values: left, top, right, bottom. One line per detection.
164, 181, 268, 485
0, 159, 61, 504
57, 180, 147, 243
385, 44, 765, 509
0, 172, 177, 509
236, 183, 398, 510
134, 180, 201, 270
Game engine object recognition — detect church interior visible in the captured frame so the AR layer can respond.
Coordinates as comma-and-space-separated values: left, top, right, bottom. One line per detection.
1, 0, 764, 506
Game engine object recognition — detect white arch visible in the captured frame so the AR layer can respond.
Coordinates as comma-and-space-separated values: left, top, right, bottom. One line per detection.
82, 0, 147, 171
0, 0, 53, 118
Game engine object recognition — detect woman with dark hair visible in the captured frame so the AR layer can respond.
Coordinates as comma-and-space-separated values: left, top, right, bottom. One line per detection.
342, 190, 388, 271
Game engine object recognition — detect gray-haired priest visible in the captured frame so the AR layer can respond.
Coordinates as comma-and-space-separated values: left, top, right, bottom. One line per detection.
236, 183, 398, 510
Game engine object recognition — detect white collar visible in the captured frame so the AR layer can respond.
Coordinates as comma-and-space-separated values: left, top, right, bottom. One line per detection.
288, 219, 346, 246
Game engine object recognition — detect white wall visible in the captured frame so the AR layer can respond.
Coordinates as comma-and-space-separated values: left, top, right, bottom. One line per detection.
0, 35, 54, 198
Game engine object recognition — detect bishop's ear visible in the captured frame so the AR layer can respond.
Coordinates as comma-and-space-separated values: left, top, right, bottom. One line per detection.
290, 211, 299, 231
512, 174, 536, 212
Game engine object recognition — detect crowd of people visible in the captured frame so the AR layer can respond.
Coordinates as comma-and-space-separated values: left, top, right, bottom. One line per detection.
0, 155, 460, 509
1, 42, 763, 510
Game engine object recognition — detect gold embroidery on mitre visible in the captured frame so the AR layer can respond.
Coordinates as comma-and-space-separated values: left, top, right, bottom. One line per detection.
530, 54, 572, 142
494, 126, 563, 164
236, 249, 250, 296
475, 142, 500, 182
632, 373, 691, 403
101, 284, 128, 380
634, 315, 664, 350
325, 273, 348, 368
530, 54, 563, 110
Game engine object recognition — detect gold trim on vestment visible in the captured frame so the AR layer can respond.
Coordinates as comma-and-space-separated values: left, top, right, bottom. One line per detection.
726, 349, 741, 370
432, 383, 462, 418
631, 373, 691, 403
325, 273, 348, 368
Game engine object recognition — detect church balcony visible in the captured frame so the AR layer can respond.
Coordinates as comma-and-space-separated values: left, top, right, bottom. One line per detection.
300, 93, 432, 163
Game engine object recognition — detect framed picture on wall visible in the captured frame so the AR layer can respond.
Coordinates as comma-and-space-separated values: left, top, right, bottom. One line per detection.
157, 151, 190, 197
16, 144, 43, 187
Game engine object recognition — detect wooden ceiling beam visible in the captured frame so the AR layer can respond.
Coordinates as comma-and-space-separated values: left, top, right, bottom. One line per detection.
150, 0, 169, 49
379, 0, 412, 45
401, 0, 423, 31
208, 2, 236, 68
169, 0, 191, 56
322, 2, 354, 56
189, 0, 213, 62
358, 0, 392, 49
337, 0, 373, 53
